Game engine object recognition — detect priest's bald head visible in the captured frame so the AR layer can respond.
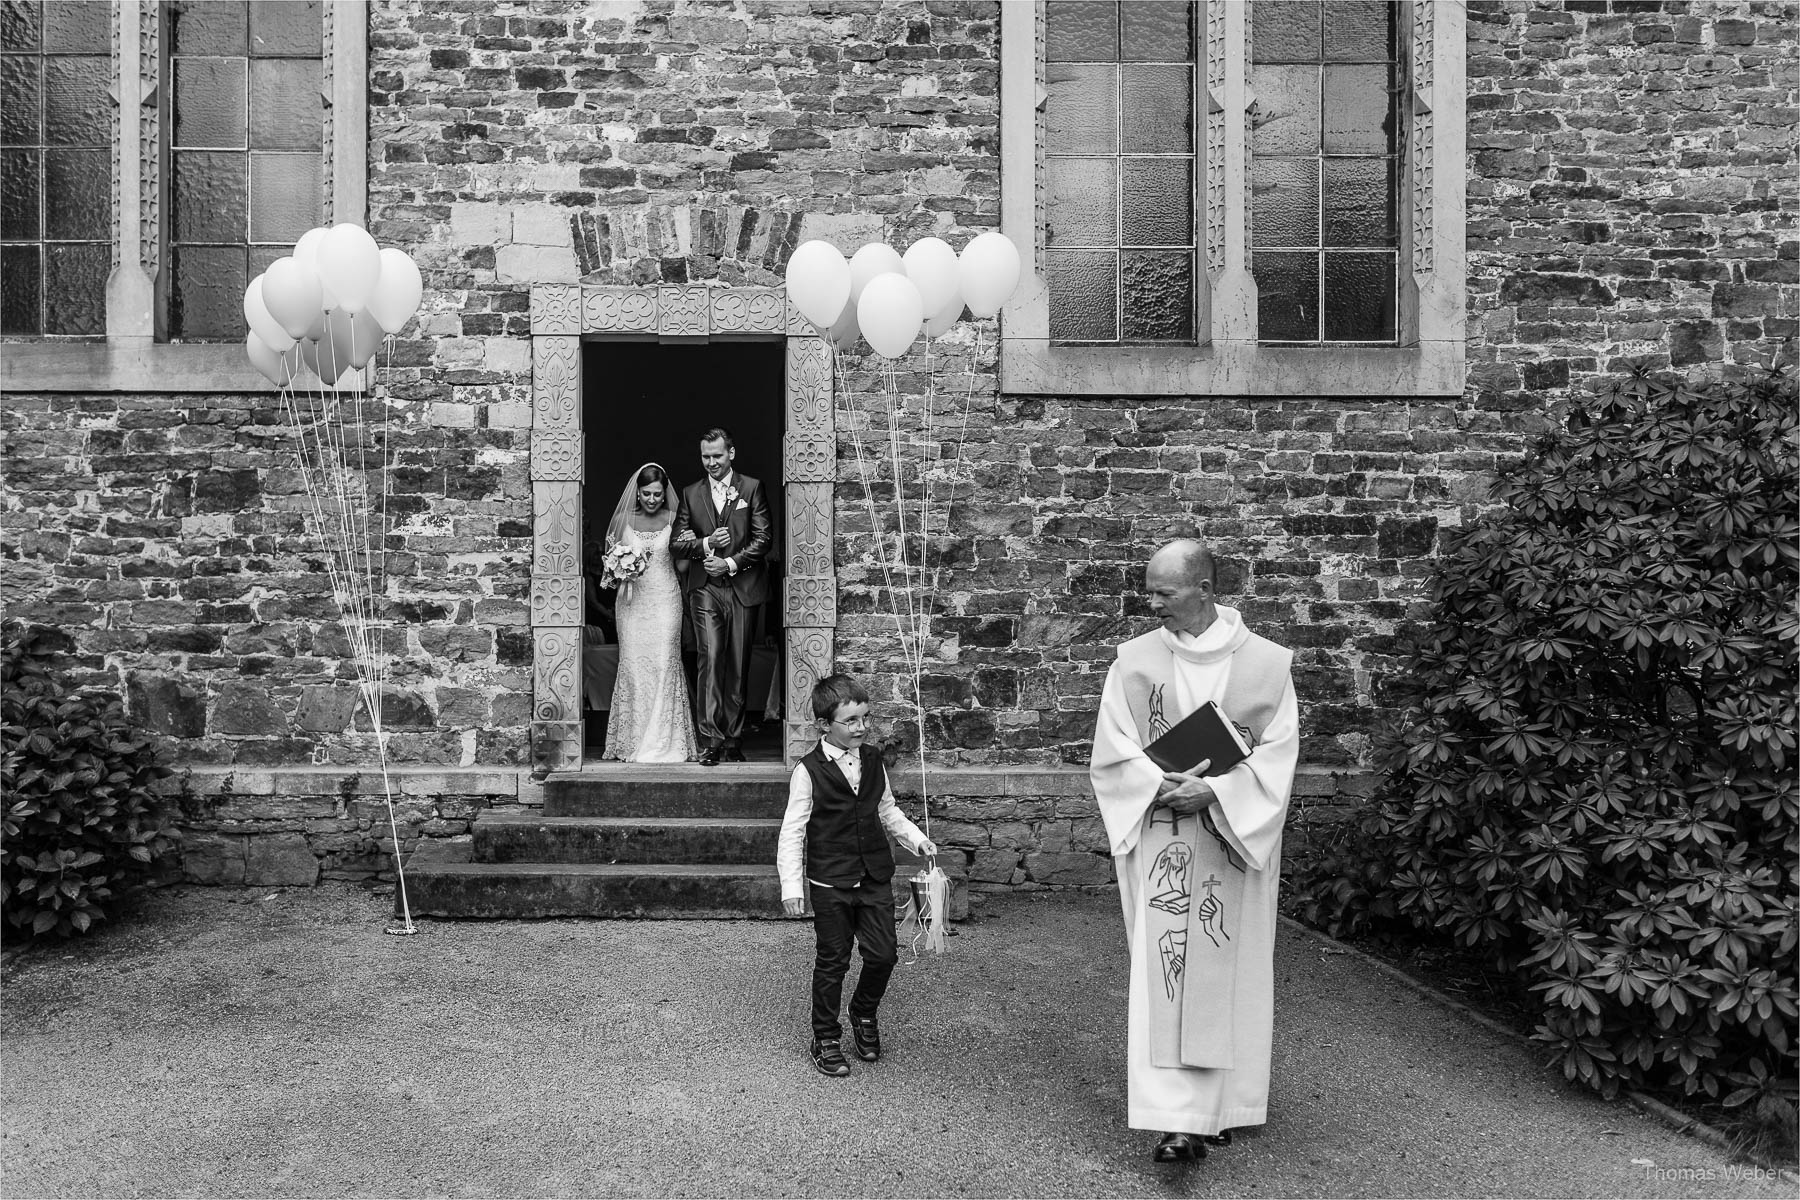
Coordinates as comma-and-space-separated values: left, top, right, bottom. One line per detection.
1145, 539, 1218, 637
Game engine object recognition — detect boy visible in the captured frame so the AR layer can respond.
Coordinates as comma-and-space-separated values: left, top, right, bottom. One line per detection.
777, 674, 937, 1077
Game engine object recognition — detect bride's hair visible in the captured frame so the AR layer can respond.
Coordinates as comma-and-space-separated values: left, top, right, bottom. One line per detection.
634, 463, 670, 507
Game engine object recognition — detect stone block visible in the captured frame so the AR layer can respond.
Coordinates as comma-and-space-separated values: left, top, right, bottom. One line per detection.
1023, 851, 1114, 887
210, 682, 289, 737
968, 848, 1023, 885
129, 674, 206, 739
495, 244, 578, 284
181, 833, 246, 885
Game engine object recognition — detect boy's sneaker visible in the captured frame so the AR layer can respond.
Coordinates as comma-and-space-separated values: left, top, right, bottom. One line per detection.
810, 1038, 851, 1077
850, 1016, 881, 1062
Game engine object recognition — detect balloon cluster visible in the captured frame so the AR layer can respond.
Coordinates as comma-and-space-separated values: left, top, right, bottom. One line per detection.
243, 223, 423, 386
784, 232, 1021, 359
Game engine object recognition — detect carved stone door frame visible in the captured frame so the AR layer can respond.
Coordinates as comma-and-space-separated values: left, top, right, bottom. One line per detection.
527, 284, 836, 773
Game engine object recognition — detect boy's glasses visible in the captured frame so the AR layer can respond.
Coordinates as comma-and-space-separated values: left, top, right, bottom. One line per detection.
829, 717, 868, 729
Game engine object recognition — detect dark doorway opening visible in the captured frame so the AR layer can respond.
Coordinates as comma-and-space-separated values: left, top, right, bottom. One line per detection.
580, 340, 787, 761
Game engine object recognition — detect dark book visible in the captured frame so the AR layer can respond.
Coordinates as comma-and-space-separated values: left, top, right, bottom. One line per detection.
1144, 700, 1255, 777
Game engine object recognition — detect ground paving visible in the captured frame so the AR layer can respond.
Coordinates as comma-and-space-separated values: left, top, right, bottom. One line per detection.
3, 885, 1793, 1199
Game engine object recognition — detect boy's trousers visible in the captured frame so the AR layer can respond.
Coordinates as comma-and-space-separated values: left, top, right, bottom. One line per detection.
808, 879, 898, 1040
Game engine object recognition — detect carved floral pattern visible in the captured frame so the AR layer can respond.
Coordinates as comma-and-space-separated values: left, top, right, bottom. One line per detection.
783, 434, 834, 482
786, 482, 834, 578
531, 431, 582, 481
1410, 1, 1436, 279
533, 337, 580, 429
786, 576, 837, 628
532, 285, 581, 334
711, 289, 786, 334
533, 481, 581, 577
533, 629, 580, 722
583, 288, 658, 333
659, 285, 710, 339
531, 575, 582, 628
786, 338, 832, 436
1205, 1, 1226, 276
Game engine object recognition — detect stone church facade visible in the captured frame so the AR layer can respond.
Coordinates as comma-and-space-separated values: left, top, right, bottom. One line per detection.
1, 1, 1792, 887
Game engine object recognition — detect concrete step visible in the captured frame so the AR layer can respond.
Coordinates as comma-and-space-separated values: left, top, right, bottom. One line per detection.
474, 813, 781, 865
402, 839, 970, 921
542, 763, 790, 818
402, 840, 788, 920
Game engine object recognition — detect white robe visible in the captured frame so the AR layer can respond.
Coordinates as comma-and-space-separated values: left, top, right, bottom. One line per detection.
1091, 607, 1299, 1135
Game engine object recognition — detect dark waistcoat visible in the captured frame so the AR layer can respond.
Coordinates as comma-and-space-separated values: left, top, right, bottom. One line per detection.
800, 744, 895, 887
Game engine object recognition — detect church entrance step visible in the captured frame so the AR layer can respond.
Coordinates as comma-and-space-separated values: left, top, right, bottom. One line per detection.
542, 763, 791, 819
474, 813, 781, 865
402, 840, 786, 920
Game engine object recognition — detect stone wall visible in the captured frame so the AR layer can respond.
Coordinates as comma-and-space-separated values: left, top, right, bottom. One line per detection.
2, 0, 1793, 888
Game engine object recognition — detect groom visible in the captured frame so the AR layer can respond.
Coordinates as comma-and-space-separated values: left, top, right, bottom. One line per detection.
673, 427, 774, 765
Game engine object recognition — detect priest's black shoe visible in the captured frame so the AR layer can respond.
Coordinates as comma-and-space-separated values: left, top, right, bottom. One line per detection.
723, 745, 748, 763
810, 1038, 850, 1077
850, 1016, 881, 1061
698, 745, 723, 766
1152, 1132, 1206, 1163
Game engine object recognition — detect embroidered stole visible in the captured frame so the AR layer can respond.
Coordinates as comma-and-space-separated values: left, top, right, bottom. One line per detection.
1119, 630, 1290, 1071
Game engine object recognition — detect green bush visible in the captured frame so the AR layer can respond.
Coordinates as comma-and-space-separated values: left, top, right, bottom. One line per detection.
1, 622, 180, 940
1298, 365, 1798, 1109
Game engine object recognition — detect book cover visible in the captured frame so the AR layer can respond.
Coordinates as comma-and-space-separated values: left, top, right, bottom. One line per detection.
1144, 700, 1255, 776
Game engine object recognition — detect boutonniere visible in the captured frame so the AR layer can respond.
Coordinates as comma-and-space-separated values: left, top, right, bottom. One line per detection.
722, 484, 742, 510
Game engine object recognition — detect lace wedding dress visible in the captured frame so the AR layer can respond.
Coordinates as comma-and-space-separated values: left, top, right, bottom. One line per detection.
603, 524, 698, 763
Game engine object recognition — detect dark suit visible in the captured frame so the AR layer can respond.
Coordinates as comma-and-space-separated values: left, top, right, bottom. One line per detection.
672, 471, 773, 747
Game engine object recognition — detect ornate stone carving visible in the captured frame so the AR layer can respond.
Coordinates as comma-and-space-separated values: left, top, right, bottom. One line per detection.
786, 626, 835, 759
783, 433, 834, 483
786, 576, 837, 628
321, 0, 333, 222
532, 336, 580, 430
784, 301, 818, 337
786, 481, 834, 578
531, 430, 582, 481
532, 285, 581, 335
1205, 1, 1227, 277
533, 480, 581, 577
531, 721, 582, 773
711, 288, 785, 335
531, 575, 582, 628
658, 285, 710, 340
786, 337, 832, 438
1410, 1, 1435, 279
533, 628, 581, 723
583, 287, 657, 333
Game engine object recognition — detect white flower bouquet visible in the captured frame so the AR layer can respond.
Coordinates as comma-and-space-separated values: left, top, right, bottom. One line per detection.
600, 542, 648, 591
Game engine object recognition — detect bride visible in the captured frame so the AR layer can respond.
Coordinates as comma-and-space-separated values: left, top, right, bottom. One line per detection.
599, 463, 698, 763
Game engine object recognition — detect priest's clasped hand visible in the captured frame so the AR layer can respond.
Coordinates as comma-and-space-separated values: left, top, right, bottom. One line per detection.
1157, 764, 1216, 814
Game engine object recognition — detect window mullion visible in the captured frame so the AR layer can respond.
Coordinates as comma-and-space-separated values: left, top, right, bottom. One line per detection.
108, 0, 156, 342
1211, 0, 1254, 345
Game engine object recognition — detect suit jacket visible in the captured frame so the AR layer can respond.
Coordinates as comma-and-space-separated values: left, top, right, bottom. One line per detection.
672, 471, 773, 606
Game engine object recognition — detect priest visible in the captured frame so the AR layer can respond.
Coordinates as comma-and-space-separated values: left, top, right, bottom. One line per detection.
1089, 539, 1300, 1164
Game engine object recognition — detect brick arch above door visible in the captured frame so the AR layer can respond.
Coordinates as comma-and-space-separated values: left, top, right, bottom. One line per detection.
528, 284, 836, 773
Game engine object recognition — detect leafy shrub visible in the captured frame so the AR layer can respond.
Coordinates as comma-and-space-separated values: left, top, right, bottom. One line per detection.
1298, 366, 1798, 1110
1, 622, 180, 940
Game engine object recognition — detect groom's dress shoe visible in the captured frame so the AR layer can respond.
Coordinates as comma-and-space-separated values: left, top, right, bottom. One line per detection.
698, 745, 723, 766
723, 746, 747, 763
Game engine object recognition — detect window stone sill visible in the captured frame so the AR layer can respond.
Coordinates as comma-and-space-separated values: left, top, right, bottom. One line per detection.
1, 341, 276, 393
999, 337, 1466, 398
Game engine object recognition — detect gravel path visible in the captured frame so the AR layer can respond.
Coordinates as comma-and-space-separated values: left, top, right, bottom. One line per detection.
3, 885, 1792, 1199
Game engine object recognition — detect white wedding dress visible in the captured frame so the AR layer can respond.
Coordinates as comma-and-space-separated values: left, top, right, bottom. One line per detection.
602, 523, 698, 763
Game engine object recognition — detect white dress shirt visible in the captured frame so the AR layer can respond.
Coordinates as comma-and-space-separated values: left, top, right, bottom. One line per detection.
708, 472, 740, 574
775, 738, 931, 901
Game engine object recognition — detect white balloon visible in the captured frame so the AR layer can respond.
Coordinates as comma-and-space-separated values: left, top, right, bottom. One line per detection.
304, 311, 360, 384
923, 293, 962, 338
902, 237, 961, 321
366, 247, 423, 335
783, 240, 851, 330
242, 275, 294, 351
848, 242, 905, 306
818, 302, 861, 353
245, 332, 292, 386
294, 226, 339, 311
261, 256, 324, 340
957, 231, 1022, 319
856, 273, 924, 360
317, 223, 382, 314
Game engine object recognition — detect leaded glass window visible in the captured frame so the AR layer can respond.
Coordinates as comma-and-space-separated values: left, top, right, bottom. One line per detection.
1042, 0, 1197, 344
166, 0, 323, 341
1249, 0, 1399, 344
1, 0, 110, 337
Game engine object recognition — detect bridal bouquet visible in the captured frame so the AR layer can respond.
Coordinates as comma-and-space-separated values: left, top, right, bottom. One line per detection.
600, 542, 649, 592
